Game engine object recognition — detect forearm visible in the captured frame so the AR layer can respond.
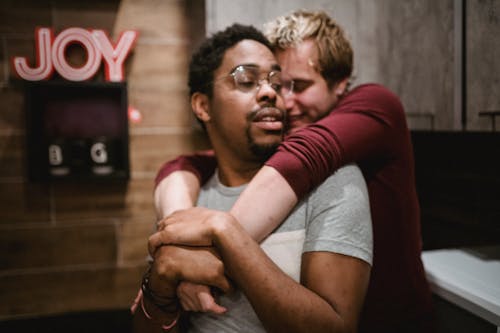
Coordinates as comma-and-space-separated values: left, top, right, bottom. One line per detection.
264, 85, 402, 199
154, 151, 217, 219
154, 171, 200, 219
230, 166, 298, 242
214, 221, 343, 333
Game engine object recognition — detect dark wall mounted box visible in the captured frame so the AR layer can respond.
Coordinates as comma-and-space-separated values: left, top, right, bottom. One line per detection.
25, 81, 130, 182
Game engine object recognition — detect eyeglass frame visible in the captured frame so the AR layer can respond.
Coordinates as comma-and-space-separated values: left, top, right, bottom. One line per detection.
210, 64, 294, 97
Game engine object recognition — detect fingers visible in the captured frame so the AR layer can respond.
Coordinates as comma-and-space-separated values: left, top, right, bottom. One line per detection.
148, 232, 166, 255
177, 282, 227, 314
153, 245, 230, 290
148, 222, 199, 255
156, 216, 170, 231
151, 208, 236, 256
177, 282, 199, 311
155, 210, 185, 234
148, 230, 176, 255
199, 291, 227, 314
156, 207, 208, 229
148, 226, 213, 256
209, 273, 233, 294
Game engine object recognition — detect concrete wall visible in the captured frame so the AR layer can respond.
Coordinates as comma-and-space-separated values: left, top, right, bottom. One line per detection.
206, 0, 500, 131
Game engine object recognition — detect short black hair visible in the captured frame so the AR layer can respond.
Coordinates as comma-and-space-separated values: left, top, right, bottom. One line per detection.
188, 24, 273, 97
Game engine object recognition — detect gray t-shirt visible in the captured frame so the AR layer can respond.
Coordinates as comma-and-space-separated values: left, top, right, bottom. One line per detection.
188, 164, 372, 332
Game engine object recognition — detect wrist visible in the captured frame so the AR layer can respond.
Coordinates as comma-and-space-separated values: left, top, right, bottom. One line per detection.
212, 212, 239, 247
141, 293, 179, 318
140, 291, 181, 331
142, 266, 179, 312
150, 247, 182, 297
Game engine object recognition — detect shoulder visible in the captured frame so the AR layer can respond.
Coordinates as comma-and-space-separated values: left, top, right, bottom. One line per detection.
304, 164, 373, 265
311, 164, 367, 197
347, 83, 399, 100
341, 83, 404, 111
306, 164, 369, 213
334, 83, 407, 128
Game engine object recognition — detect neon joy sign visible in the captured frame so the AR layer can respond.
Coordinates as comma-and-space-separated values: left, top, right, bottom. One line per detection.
12, 27, 138, 82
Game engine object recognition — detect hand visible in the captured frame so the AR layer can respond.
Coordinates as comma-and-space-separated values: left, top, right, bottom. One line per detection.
150, 244, 232, 296
177, 281, 227, 314
148, 207, 237, 255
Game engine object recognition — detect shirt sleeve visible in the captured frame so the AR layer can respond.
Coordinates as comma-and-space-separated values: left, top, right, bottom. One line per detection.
265, 84, 408, 199
154, 150, 217, 188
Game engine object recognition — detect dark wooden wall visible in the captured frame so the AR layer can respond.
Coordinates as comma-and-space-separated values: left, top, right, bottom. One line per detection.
413, 131, 500, 250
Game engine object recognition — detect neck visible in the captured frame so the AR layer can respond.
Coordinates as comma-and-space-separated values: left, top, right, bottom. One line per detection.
215, 155, 262, 187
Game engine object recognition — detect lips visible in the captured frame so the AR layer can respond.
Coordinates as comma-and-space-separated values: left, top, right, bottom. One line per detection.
252, 107, 284, 122
251, 107, 285, 131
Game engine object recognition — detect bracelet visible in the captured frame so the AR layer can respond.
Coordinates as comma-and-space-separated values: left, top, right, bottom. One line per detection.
130, 289, 142, 314
140, 293, 180, 331
141, 268, 179, 312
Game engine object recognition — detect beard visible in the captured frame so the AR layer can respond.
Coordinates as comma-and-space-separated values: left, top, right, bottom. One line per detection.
245, 125, 282, 162
244, 106, 284, 162
247, 136, 280, 162
245, 105, 285, 163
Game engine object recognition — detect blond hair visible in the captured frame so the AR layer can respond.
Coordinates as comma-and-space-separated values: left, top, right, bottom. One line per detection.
264, 10, 353, 87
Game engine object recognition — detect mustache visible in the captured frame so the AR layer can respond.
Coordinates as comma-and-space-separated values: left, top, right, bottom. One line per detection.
247, 105, 285, 122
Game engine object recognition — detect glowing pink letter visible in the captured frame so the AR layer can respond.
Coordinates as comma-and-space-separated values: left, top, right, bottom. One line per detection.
51, 27, 101, 81
12, 27, 54, 81
92, 30, 138, 82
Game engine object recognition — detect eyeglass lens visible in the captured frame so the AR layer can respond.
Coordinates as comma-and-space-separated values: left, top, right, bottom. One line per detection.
232, 66, 293, 96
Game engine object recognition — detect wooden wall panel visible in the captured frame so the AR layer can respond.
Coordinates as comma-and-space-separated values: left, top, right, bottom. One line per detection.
0, 0, 205, 320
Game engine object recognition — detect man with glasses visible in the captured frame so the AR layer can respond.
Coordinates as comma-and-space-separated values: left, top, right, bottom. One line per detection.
133, 23, 373, 332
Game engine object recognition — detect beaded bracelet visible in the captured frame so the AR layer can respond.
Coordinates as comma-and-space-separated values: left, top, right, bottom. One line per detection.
140, 293, 180, 331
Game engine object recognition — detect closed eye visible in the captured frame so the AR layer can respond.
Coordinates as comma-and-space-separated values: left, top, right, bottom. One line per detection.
292, 80, 312, 93
238, 80, 257, 89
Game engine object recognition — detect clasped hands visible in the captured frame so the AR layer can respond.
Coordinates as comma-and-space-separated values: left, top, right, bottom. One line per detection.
148, 207, 235, 314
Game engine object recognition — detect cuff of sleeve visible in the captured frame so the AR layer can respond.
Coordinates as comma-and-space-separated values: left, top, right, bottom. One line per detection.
154, 163, 203, 189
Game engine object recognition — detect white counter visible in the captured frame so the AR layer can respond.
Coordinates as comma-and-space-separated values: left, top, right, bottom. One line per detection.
422, 246, 500, 331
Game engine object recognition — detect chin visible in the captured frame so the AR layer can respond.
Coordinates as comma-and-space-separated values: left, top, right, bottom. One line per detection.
254, 138, 282, 149
249, 141, 281, 161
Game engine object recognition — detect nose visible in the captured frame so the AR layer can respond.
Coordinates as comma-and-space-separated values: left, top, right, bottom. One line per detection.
255, 80, 278, 102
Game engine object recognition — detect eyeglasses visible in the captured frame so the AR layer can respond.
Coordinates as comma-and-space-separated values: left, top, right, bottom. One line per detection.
215, 65, 294, 97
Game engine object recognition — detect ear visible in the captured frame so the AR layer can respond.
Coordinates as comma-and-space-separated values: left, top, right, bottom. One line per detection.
191, 92, 211, 122
334, 78, 349, 97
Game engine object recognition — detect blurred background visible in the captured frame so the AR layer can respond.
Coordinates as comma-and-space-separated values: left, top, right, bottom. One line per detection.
0, 0, 498, 331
